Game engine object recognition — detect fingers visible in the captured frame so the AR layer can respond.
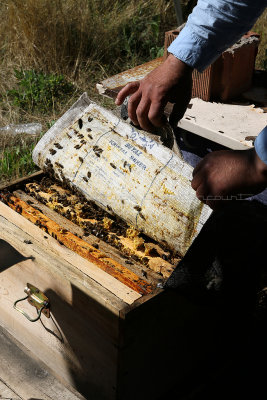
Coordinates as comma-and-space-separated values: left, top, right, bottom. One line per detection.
115, 82, 140, 106
115, 81, 167, 131
148, 100, 166, 128
116, 83, 166, 132
136, 98, 154, 132
128, 91, 142, 126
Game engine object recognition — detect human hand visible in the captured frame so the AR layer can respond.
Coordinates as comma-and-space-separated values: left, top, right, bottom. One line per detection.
191, 148, 267, 209
115, 55, 192, 132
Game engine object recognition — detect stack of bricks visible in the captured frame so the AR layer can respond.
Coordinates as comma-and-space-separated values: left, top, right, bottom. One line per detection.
164, 28, 260, 102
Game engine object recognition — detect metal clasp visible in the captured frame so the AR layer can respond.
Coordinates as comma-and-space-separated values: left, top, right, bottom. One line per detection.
14, 283, 50, 322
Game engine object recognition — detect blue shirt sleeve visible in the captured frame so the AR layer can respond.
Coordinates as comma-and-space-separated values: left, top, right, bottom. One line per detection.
168, 0, 267, 72
255, 126, 267, 165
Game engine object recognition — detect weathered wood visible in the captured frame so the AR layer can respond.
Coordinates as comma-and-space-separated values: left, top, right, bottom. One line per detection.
13, 189, 163, 286
178, 98, 267, 150
1, 194, 152, 295
0, 173, 242, 400
0, 170, 43, 190
0, 223, 124, 399
0, 201, 141, 304
0, 326, 85, 400
0, 379, 21, 399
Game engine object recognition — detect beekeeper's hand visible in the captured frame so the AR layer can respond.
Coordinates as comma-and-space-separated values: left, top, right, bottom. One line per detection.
191, 148, 267, 209
115, 55, 192, 132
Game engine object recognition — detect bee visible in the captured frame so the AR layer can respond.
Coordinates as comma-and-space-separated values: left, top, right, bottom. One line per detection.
78, 119, 83, 129
93, 146, 103, 157
134, 205, 142, 212
74, 144, 82, 149
123, 161, 131, 172
54, 143, 63, 149
55, 162, 64, 169
110, 163, 116, 169
141, 270, 148, 279
49, 149, 57, 155
88, 116, 93, 122
139, 213, 146, 220
83, 176, 88, 182
79, 157, 84, 163
87, 171, 92, 178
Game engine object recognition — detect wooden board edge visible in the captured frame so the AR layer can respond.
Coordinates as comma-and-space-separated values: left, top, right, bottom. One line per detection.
119, 288, 164, 319
0, 201, 141, 305
0, 170, 44, 190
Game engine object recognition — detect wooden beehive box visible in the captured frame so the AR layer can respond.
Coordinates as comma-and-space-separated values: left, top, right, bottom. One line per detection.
0, 97, 229, 400
0, 172, 224, 400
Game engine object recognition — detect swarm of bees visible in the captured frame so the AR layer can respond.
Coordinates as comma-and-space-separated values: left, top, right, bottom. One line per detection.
24, 176, 180, 278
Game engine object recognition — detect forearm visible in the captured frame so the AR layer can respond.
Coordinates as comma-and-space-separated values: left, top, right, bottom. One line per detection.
168, 0, 266, 71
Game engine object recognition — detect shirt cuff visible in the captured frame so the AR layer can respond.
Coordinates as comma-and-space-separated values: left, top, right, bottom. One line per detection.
167, 25, 223, 72
255, 126, 267, 165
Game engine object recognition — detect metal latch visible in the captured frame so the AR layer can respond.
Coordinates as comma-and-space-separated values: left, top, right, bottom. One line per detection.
14, 283, 50, 322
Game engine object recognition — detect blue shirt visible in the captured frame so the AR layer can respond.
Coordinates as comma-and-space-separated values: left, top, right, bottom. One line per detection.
168, 0, 267, 164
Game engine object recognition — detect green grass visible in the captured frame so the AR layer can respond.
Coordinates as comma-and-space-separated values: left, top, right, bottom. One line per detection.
0, 135, 42, 186
253, 9, 267, 70
7, 70, 74, 114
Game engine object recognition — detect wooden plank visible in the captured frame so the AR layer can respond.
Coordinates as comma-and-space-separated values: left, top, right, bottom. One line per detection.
13, 190, 162, 286
96, 58, 163, 97
0, 231, 121, 398
0, 201, 141, 304
179, 98, 267, 150
0, 326, 85, 400
0, 218, 124, 337
0, 170, 43, 191
1, 194, 152, 295
0, 379, 21, 399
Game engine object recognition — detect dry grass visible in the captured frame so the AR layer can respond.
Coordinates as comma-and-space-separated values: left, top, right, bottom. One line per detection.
0, 0, 175, 125
1, 0, 160, 72
253, 8, 267, 70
